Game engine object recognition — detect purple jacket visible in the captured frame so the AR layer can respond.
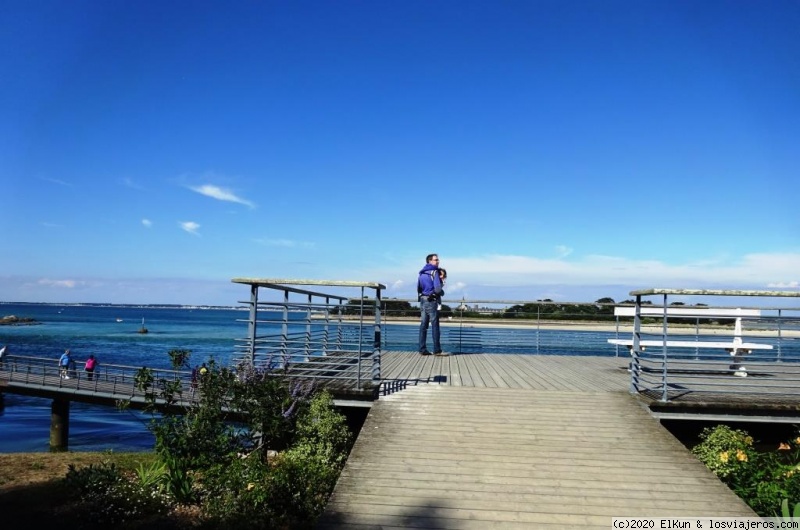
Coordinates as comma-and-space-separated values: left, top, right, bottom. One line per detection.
417, 264, 443, 297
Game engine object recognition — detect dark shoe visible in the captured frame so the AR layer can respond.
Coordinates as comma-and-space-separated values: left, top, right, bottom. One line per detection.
420, 351, 431, 355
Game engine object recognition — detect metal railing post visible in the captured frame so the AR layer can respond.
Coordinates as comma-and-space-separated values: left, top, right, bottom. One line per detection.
305, 293, 312, 360
372, 287, 382, 384
248, 285, 258, 364
631, 295, 642, 394
323, 296, 331, 356
660, 293, 669, 403
281, 289, 289, 368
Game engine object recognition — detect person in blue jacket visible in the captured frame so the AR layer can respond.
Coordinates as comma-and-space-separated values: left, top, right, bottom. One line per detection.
59, 349, 72, 379
417, 253, 443, 355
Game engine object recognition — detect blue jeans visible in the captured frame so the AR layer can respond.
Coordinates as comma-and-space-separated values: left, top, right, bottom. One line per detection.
419, 298, 441, 353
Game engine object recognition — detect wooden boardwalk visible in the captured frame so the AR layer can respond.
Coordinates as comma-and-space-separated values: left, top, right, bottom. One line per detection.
317, 354, 756, 529
381, 352, 630, 390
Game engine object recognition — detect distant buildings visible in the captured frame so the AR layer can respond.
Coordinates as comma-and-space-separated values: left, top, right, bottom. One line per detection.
456, 303, 504, 315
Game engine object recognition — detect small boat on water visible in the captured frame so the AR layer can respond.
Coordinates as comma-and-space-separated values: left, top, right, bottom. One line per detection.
138, 317, 148, 334
116, 318, 123, 323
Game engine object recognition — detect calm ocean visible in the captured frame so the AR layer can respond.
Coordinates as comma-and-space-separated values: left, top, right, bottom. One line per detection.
0, 302, 249, 453
0, 302, 625, 453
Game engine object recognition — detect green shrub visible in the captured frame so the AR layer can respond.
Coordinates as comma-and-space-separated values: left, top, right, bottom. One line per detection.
693, 425, 800, 516
65, 461, 124, 493
691, 425, 756, 478
64, 461, 168, 527
200, 391, 352, 528
159, 453, 196, 503
131, 351, 353, 527
135, 459, 168, 492
202, 456, 280, 529
265, 391, 353, 525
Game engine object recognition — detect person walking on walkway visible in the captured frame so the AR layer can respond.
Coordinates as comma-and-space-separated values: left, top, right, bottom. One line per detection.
417, 253, 443, 355
84, 354, 98, 381
59, 349, 72, 379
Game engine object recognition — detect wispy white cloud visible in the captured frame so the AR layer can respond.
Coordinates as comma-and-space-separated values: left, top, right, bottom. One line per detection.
767, 281, 800, 289
189, 184, 255, 209
123, 177, 145, 190
254, 238, 314, 248
555, 245, 573, 258
180, 221, 201, 235
142, 219, 152, 228
373, 252, 800, 300
38, 177, 71, 186
38, 278, 78, 288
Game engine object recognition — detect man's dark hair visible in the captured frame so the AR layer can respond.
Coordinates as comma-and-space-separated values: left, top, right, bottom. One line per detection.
426, 253, 438, 263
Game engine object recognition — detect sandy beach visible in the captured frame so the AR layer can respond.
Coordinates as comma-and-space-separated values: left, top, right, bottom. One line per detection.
376, 316, 800, 337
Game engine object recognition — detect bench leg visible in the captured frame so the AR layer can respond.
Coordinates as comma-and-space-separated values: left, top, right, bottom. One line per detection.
730, 351, 747, 377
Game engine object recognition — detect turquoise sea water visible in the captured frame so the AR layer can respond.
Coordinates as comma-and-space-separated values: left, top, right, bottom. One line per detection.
0, 302, 683, 453
0, 303, 249, 453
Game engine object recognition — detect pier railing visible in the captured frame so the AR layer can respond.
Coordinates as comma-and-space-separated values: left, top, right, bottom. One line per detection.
4, 287, 800, 406
230, 278, 385, 396
0, 354, 194, 404
624, 289, 800, 404
221, 283, 800, 403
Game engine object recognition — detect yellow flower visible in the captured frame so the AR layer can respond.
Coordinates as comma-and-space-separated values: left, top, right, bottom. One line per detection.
787, 470, 795, 478
796, 437, 800, 445
720, 451, 729, 463
247, 482, 255, 491
779, 442, 792, 451
736, 450, 747, 462
745, 436, 754, 446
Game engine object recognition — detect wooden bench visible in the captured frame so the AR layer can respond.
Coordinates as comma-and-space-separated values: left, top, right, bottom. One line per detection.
608, 306, 773, 377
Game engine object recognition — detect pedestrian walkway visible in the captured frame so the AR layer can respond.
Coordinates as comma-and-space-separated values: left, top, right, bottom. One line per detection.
317, 385, 754, 529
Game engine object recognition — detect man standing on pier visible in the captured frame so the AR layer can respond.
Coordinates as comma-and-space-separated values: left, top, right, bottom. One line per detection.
418, 253, 443, 355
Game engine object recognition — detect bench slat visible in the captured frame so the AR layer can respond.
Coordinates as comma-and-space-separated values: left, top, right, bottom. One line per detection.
614, 307, 761, 318
607, 339, 773, 350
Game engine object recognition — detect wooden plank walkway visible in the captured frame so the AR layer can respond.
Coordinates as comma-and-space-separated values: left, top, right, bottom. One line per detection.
381, 352, 630, 390
317, 357, 756, 529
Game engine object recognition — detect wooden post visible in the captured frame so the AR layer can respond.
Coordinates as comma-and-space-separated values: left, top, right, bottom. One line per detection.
50, 398, 70, 451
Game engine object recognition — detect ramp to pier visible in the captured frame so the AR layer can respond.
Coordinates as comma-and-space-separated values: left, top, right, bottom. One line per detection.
317, 386, 754, 529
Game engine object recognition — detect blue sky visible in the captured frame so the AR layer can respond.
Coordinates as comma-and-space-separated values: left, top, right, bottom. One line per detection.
1, 0, 799, 306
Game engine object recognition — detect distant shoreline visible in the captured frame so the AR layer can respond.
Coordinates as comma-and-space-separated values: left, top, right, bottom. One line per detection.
369, 316, 800, 337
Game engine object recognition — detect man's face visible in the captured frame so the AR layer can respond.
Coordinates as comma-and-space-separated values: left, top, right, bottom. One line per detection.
429, 255, 439, 265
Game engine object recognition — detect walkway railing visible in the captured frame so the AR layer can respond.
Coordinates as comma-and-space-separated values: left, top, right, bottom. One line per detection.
4, 287, 800, 407
624, 289, 800, 403
230, 278, 385, 393
0, 354, 194, 403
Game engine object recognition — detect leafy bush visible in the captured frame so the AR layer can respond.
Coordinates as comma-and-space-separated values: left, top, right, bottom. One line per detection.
266, 391, 353, 524
198, 391, 352, 528
691, 425, 756, 478
65, 461, 124, 493
135, 459, 168, 493
693, 425, 800, 516
202, 456, 277, 529
127, 352, 354, 527
64, 461, 168, 527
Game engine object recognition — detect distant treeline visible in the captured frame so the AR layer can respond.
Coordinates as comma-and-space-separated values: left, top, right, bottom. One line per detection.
333, 298, 729, 324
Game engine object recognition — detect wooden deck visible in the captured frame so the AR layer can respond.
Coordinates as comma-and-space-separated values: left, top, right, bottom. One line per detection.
379, 352, 800, 414
381, 351, 630, 390
317, 353, 756, 529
